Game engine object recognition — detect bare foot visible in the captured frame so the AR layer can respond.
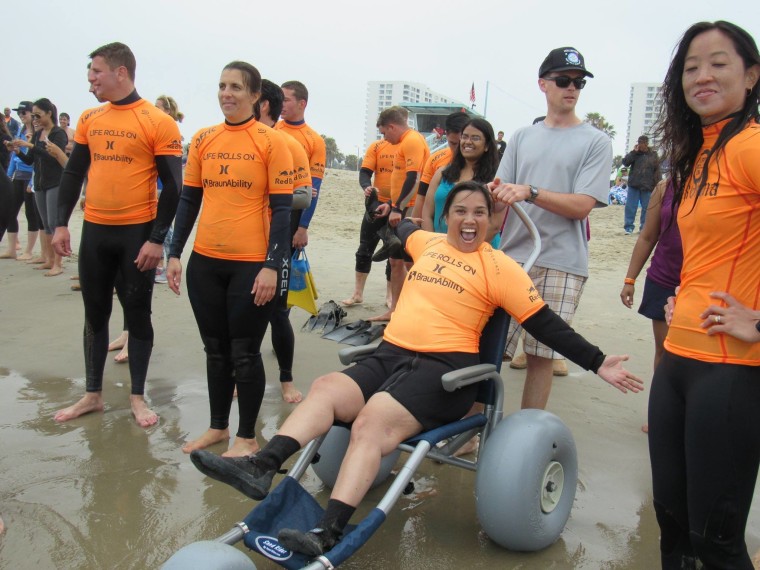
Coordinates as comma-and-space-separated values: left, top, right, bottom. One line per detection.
114, 346, 129, 363
70, 275, 79, 281
752, 548, 760, 570
35, 262, 53, 270
453, 435, 480, 457
223, 436, 260, 457
26, 256, 45, 264
108, 331, 129, 351
341, 295, 363, 307
641, 424, 649, 434
17, 253, 33, 261
368, 310, 393, 322
130, 395, 158, 427
182, 428, 230, 454
0, 251, 17, 259
54, 393, 105, 422
44, 267, 63, 277
281, 381, 302, 403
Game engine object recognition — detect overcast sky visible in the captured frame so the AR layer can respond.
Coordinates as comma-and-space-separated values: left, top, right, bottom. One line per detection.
5, 0, 756, 160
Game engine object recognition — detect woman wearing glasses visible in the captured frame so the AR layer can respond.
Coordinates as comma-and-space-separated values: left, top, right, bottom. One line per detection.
13, 98, 68, 276
421, 118, 501, 245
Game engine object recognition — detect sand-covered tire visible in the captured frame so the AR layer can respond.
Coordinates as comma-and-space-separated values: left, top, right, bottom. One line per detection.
311, 426, 401, 489
475, 409, 577, 551
162, 541, 257, 569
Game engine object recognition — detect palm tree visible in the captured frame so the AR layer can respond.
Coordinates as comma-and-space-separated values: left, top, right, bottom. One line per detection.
584, 112, 616, 139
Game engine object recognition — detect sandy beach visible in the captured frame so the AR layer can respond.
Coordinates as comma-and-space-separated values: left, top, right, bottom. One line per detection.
1, 168, 759, 569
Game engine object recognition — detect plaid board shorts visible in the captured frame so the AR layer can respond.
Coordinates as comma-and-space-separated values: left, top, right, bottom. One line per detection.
505, 265, 587, 360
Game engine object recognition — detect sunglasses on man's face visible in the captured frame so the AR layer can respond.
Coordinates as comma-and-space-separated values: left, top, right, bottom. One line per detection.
544, 76, 586, 90
18, 111, 28, 116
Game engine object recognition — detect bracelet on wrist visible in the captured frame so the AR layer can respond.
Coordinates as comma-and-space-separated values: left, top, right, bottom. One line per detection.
624, 278, 636, 285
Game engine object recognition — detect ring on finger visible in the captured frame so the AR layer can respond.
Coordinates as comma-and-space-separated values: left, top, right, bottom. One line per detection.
714, 315, 722, 324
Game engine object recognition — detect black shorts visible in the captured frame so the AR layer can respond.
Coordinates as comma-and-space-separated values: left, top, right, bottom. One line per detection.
342, 341, 479, 431
638, 277, 676, 321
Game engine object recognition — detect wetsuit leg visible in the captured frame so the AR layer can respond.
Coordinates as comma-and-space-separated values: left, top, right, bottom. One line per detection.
187, 252, 234, 431
355, 213, 385, 273
187, 252, 273, 438
107, 223, 156, 396
226, 261, 273, 439
78, 221, 121, 392
649, 352, 760, 569
269, 210, 301, 383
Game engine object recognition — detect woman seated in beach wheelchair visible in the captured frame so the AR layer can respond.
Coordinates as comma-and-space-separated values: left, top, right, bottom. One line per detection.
165, 180, 641, 569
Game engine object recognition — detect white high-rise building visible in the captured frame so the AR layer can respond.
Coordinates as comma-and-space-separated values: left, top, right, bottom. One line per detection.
363, 81, 465, 150
625, 82, 663, 153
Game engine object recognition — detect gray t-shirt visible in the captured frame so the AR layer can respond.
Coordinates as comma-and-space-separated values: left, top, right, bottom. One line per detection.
497, 122, 612, 277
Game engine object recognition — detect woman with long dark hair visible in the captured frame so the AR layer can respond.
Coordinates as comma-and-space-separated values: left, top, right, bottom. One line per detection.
648, 20, 760, 568
13, 98, 68, 275
421, 118, 501, 244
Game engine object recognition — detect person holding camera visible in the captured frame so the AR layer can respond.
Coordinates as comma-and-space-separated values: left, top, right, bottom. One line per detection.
622, 135, 661, 235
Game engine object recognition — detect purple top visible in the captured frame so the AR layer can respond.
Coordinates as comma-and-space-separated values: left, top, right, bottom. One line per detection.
647, 181, 682, 289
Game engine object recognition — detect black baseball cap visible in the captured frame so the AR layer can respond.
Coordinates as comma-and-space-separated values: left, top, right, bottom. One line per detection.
538, 47, 593, 78
12, 101, 33, 113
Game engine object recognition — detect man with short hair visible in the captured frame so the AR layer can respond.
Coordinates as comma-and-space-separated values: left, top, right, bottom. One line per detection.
52, 42, 183, 427
622, 135, 661, 235
496, 130, 507, 160
412, 110, 469, 218
4, 107, 20, 137
491, 46, 612, 410
275, 80, 326, 250
369, 106, 429, 322
256, 79, 313, 404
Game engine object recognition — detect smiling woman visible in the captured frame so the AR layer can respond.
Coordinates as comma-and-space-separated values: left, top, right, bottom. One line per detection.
648, 20, 760, 569
167, 60, 294, 459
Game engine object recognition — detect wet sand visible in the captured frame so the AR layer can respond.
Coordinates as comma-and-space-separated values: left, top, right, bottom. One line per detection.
1, 168, 758, 569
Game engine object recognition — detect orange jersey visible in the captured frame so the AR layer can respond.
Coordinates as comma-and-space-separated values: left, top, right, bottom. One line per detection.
384, 230, 545, 352
361, 139, 396, 202
283, 134, 311, 190
75, 99, 182, 225
390, 129, 430, 208
275, 120, 326, 180
421, 146, 452, 185
184, 119, 293, 262
665, 120, 760, 365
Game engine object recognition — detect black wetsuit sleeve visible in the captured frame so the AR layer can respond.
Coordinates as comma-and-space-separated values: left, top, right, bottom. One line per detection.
521, 305, 606, 373
417, 181, 430, 197
56, 143, 91, 227
394, 171, 419, 210
151, 155, 183, 244
396, 218, 421, 247
266, 193, 293, 271
168, 184, 202, 259
16, 143, 34, 165
359, 168, 374, 190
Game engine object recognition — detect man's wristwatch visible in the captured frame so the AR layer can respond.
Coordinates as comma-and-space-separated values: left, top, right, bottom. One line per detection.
526, 185, 539, 203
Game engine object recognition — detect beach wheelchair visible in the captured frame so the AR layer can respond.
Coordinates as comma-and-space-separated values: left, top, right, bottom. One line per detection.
164, 205, 579, 569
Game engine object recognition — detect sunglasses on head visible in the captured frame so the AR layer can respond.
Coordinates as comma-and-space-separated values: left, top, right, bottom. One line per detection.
544, 75, 586, 89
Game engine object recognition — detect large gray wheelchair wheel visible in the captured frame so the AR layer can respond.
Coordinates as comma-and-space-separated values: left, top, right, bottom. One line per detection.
312, 426, 401, 489
475, 409, 577, 551
162, 541, 257, 570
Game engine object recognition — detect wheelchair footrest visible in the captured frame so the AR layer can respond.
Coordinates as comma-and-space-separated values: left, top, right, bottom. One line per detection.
241, 477, 356, 568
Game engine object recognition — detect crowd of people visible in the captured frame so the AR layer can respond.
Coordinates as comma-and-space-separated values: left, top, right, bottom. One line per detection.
2, 18, 760, 567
